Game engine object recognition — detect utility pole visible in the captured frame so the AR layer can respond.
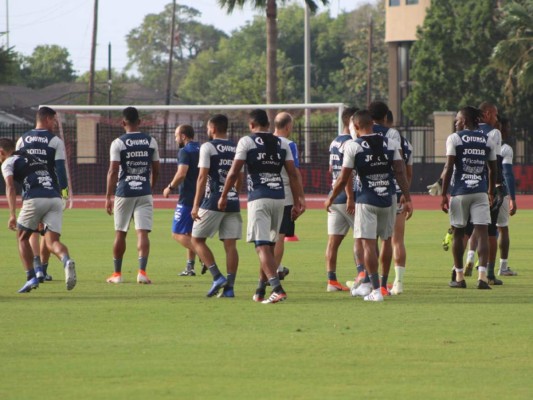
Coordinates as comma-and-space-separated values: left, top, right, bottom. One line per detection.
5, 0, 9, 48
107, 42, 112, 106
88, 0, 98, 105
304, 3, 312, 163
165, 0, 177, 106
366, 14, 373, 107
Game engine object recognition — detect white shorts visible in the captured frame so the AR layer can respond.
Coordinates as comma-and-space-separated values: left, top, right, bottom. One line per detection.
18, 197, 63, 234
496, 195, 510, 227
449, 193, 490, 228
192, 209, 242, 240
354, 202, 396, 240
246, 198, 284, 243
327, 203, 354, 236
114, 195, 153, 232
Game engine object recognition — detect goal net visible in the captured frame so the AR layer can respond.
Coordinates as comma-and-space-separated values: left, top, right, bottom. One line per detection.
39, 103, 345, 208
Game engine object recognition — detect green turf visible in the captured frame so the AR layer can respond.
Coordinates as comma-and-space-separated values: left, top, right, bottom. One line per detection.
0, 208, 532, 400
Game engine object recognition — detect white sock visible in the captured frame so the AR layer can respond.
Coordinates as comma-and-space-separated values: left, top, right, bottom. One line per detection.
499, 259, 508, 270
466, 250, 475, 264
394, 266, 405, 283
478, 266, 487, 280
277, 265, 283, 272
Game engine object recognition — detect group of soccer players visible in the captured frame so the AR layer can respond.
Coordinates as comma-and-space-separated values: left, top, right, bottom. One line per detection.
1, 101, 517, 301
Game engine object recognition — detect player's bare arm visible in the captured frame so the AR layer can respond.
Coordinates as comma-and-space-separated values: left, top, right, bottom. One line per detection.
325, 166, 351, 212
163, 164, 188, 198
4, 175, 17, 230
393, 159, 413, 220
219, 159, 245, 211
105, 161, 120, 216
151, 160, 160, 192
192, 167, 209, 221
440, 156, 454, 213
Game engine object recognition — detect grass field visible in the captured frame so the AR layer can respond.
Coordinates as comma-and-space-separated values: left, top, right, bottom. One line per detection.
0, 208, 532, 400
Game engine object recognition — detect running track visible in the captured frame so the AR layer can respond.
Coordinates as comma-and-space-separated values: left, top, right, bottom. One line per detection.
2, 194, 532, 210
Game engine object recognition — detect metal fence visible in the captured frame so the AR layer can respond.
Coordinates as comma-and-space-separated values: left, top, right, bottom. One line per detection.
2, 122, 533, 195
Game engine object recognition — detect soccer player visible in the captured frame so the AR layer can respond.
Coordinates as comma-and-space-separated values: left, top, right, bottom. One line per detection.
105, 107, 160, 284
369, 101, 402, 144
325, 110, 412, 302
497, 117, 518, 276
191, 114, 243, 298
1, 138, 76, 293
218, 109, 305, 304
16, 106, 69, 283
325, 107, 359, 292
272, 112, 302, 281
163, 125, 201, 276
441, 106, 497, 290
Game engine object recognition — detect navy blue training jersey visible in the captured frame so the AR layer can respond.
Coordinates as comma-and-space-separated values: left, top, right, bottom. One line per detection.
1, 151, 60, 200
177, 141, 200, 206
328, 133, 353, 204
234, 133, 292, 202
198, 139, 240, 212
110, 132, 159, 197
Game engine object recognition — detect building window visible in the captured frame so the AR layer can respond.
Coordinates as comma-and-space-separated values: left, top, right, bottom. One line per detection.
406, 0, 419, 4
389, 0, 400, 6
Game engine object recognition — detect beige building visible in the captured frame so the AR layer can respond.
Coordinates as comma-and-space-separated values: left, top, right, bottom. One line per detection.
385, 0, 430, 124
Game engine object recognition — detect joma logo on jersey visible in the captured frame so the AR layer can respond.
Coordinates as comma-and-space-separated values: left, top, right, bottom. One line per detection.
463, 148, 486, 155
24, 136, 48, 144
126, 151, 148, 158
126, 138, 150, 146
219, 159, 232, 166
256, 152, 280, 161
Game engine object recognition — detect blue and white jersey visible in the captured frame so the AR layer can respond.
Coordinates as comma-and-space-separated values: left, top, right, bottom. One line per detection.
110, 132, 159, 197
372, 124, 401, 145
343, 134, 401, 207
445, 129, 497, 196
1, 151, 60, 200
177, 141, 200, 206
279, 136, 299, 206
502, 142, 516, 200
328, 133, 353, 204
16, 129, 66, 187
235, 132, 293, 202
479, 122, 505, 195
198, 139, 240, 212
394, 135, 413, 194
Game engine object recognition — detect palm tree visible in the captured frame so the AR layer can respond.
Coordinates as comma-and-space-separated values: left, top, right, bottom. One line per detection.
492, 0, 533, 102
217, 0, 329, 111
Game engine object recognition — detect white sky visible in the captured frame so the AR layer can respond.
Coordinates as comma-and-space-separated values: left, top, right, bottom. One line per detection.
5, 0, 372, 75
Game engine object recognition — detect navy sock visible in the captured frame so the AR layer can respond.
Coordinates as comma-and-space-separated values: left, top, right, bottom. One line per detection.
370, 273, 380, 290
42, 263, 49, 275
356, 264, 365, 274
186, 260, 195, 271
226, 273, 236, 288
26, 269, 36, 280
139, 257, 148, 272
208, 264, 222, 279
363, 270, 371, 284
268, 276, 281, 290
33, 256, 41, 269
487, 262, 495, 279
61, 255, 70, 268
113, 258, 123, 274
257, 280, 267, 291
381, 275, 388, 288
328, 271, 337, 281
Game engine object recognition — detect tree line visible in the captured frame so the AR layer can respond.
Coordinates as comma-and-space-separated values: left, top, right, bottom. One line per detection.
0, 0, 531, 128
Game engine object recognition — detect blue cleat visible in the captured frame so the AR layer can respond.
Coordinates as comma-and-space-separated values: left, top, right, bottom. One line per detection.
207, 275, 227, 297
18, 277, 39, 293
217, 286, 235, 298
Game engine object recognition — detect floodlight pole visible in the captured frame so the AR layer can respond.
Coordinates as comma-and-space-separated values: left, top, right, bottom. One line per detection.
88, 0, 99, 105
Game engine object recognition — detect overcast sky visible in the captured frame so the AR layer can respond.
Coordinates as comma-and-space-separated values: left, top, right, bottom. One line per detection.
5, 0, 372, 75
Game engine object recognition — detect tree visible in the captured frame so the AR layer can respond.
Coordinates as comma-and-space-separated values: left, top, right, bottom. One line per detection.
0, 43, 21, 85
126, 3, 227, 90
492, 0, 533, 101
217, 0, 329, 111
402, 0, 504, 124
20, 45, 76, 88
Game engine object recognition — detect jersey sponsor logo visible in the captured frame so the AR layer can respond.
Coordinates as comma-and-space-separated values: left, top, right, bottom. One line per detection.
126, 151, 148, 158
463, 148, 486, 155
216, 144, 236, 153
218, 159, 233, 166
462, 135, 487, 144
125, 138, 150, 146
26, 148, 47, 156
330, 154, 340, 161
24, 136, 49, 144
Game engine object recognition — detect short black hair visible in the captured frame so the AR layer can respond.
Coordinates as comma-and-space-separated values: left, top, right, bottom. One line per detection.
385, 110, 394, 124
368, 101, 389, 121
459, 106, 482, 129
249, 109, 269, 128
122, 107, 140, 124
0, 138, 15, 152
36, 106, 56, 122
342, 106, 359, 128
353, 110, 373, 129
178, 124, 195, 139
208, 114, 228, 133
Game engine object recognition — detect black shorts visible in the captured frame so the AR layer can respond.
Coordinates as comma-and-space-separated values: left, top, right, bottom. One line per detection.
279, 205, 295, 236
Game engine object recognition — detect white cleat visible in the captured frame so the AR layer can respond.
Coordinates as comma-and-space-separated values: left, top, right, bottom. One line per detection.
137, 272, 152, 284
65, 260, 77, 291
364, 289, 384, 302
106, 273, 123, 284
351, 282, 371, 297
390, 281, 403, 295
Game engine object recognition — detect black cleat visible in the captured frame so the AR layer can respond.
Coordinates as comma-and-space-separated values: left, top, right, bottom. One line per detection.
488, 277, 503, 286
449, 280, 467, 288
476, 280, 492, 290
178, 269, 196, 277
278, 266, 290, 280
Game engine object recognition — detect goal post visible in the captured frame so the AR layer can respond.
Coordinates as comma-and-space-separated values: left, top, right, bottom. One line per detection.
39, 103, 346, 207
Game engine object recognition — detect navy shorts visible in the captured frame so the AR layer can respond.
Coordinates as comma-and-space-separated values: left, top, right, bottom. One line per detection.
279, 205, 295, 236
172, 204, 193, 234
